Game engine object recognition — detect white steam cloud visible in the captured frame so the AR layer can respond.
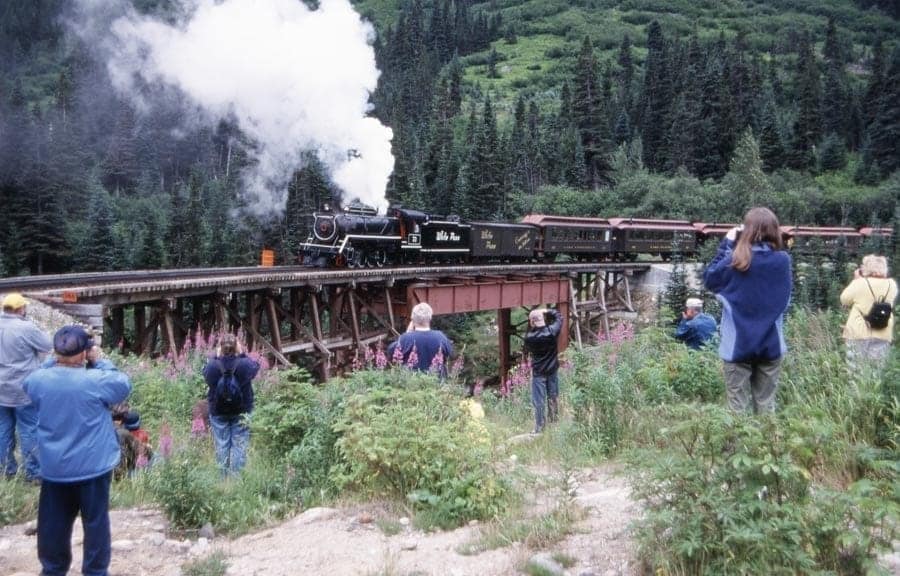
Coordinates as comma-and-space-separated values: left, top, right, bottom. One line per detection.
74, 0, 394, 215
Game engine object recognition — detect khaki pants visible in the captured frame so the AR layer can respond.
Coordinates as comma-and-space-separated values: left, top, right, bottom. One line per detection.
723, 358, 782, 414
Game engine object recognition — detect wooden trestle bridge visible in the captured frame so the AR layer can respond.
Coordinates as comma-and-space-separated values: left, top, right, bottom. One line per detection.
0, 263, 648, 382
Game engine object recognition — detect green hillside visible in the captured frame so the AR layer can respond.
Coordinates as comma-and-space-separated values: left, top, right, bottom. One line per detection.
356, 0, 900, 104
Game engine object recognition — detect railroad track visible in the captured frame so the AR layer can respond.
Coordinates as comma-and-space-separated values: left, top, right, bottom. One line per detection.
0, 262, 650, 301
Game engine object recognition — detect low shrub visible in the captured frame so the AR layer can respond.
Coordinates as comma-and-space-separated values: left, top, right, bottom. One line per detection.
627, 405, 897, 575
332, 369, 509, 527
148, 445, 219, 530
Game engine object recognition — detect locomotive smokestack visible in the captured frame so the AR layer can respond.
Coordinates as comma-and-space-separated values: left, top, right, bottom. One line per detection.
70, 0, 394, 216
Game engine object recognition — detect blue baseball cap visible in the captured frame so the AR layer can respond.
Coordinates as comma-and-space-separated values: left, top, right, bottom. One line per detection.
53, 325, 94, 357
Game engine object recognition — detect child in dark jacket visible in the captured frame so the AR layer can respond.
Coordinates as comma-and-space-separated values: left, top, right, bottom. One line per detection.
703, 207, 792, 414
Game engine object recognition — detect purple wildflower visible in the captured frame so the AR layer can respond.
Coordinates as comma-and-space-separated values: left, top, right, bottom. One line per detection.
135, 450, 149, 469
158, 423, 173, 459
375, 344, 388, 370
191, 415, 207, 438
429, 348, 445, 374
391, 344, 404, 365
364, 345, 375, 367
450, 354, 465, 379
406, 345, 419, 369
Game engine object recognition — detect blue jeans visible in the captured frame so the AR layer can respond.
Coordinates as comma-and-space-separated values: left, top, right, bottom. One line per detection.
0, 403, 40, 480
38, 472, 112, 576
209, 413, 250, 475
531, 371, 559, 433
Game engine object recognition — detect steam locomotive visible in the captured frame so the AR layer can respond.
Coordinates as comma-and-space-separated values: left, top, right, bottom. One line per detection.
299, 204, 892, 268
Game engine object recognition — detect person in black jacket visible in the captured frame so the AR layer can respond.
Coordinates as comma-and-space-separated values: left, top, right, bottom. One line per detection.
202, 334, 260, 476
523, 308, 563, 434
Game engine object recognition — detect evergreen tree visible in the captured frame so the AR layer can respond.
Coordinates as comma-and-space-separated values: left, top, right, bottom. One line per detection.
572, 36, 612, 188
822, 61, 847, 140
854, 133, 880, 185
818, 132, 848, 172
85, 184, 116, 271
640, 21, 672, 172
787, 34, 821, 170
617, 34, 634, 116
462, 94, 505, 219
823, 17, 843, 66
869, 47, 900, 176
863, 40, 886, 131
758, 94, 785, 171
661, 246, 688, 325
283, 156, 332, 261
487, 47, 500, 78
614, 109, 631, 145
723, 129, 772, 209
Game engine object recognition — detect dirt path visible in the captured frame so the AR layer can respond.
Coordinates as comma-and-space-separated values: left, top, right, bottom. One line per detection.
0, 465, 637, 576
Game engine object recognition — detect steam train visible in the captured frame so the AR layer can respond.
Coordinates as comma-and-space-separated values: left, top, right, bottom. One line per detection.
299, 204, 892, 268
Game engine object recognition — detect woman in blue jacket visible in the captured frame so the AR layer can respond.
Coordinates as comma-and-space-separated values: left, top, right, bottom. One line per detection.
703, 207, 792, 414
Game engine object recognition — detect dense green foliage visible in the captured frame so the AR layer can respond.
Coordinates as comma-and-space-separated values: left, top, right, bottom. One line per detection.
565, 311, 898, 574
1, 1, 899, 274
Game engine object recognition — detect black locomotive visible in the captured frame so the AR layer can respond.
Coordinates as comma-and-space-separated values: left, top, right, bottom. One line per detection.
299, 203, 892, 268
301, 203, 537, 267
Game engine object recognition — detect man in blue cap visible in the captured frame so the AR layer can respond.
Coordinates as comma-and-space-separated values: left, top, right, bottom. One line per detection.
0, 292, 52, 482
23, 325, 131, 576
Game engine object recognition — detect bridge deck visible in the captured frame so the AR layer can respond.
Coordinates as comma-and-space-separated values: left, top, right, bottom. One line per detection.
1, 263, 648, 304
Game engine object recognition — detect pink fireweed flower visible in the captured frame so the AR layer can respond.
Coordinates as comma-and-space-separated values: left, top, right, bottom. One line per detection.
473, 379, 484, 397
429, 348, 445, 375
375, 344, 388, 370
365, 345, 375, 366
391, 344, 404, 365
191, 415, 207, 438
135, 449, 149, 470
406, 345, 419, 369
158, 423, 173, 459
450, 354, 465, 379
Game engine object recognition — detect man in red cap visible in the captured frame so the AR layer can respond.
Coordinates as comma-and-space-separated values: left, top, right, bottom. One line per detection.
24, 325, 131, 576
0, 293, 52, 482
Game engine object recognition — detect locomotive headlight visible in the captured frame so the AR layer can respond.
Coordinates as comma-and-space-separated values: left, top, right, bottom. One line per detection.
313, 214, 337, 241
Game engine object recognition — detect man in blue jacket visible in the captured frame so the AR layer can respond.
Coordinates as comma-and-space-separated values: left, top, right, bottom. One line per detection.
387, 302, 454, 376
0, 293, 52, 482
24, 325, 132, 576
674, 298, 717, 350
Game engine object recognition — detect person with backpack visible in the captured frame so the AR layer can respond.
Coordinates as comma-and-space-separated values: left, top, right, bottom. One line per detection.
840, 254, 898, 369
202, 334, 260, 476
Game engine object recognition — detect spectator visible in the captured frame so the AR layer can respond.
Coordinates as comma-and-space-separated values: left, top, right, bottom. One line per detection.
523, 307, 563, 434
387, 303, 453, 376
0, 293, 52, 482
113, 411, 152, 478
674, 297, 717, 350
202, 334, 260, 476
703, 207, 792, 414
23, 325, 131, 576
840, 254, 898, 369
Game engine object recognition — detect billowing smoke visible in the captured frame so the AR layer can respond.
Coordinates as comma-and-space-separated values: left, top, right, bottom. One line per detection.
71, 0, 394, 215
